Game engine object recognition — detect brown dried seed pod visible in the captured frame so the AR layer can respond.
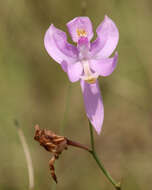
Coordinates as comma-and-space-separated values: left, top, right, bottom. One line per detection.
34, 125, 68, 183
34, 125, 90, 183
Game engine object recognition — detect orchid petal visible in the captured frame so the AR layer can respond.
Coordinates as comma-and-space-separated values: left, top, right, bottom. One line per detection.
90, 52, 118, 77
44, 24, 78, 64
90, 15, 119, 59
80, 80, 104, 134
66, 17, 93, 43
61, 61, 83, 82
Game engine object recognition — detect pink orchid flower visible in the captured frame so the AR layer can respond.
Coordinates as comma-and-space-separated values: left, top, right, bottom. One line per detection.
44, 16, 119, 134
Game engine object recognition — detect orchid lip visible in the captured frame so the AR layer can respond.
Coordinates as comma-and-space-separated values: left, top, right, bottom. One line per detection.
81, 76, 98, 84
77, 29, 87, 38
80, 60, 98, 84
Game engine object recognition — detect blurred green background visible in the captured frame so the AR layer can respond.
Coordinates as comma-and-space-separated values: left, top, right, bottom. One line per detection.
0, 0, 152, 189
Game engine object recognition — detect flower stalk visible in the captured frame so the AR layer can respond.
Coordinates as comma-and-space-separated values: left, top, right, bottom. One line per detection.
88, 121, 121, 190
67, 139, 90, 151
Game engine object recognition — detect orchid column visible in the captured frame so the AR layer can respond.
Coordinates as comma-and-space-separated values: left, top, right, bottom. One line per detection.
44, 16, 119, 134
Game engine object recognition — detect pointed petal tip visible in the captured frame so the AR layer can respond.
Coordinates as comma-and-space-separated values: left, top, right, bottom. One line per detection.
96, 128, 102, 135
103, 15, 115, 23
115, 51, 118, 55
104, 15, 112, 20
93, 115, 104, 135
104, 15, 108, 19
113, 51, 118, 65
89, 114, 104, 135
49, 23, 54, 28
114, 51, 118, 60
45, 24, 55, 36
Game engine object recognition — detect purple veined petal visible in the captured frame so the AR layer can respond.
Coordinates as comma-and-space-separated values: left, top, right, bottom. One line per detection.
66, 17, 93, 43
90, 15, 119, 59
90, 52, 118, 77
44, 24, 78, 64
61, 61, 83, 82
80, 80, 104, 134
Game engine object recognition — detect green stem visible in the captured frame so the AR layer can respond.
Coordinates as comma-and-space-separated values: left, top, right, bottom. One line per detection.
89, 121, 95, 152
88, 122, 121, 190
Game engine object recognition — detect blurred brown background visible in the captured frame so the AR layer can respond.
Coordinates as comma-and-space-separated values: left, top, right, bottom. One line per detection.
0, 0, 152, 189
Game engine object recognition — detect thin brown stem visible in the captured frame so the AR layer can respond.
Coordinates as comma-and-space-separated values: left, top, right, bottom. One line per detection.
67, 139, 90, 152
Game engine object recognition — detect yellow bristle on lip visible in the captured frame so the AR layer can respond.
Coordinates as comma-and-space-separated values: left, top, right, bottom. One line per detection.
85, 77, 97, 84
77, 29, 87, 37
